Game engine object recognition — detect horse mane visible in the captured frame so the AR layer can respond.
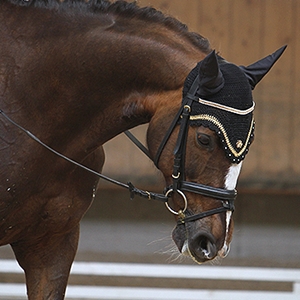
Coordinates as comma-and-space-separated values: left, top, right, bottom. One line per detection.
6, 0, 211, 53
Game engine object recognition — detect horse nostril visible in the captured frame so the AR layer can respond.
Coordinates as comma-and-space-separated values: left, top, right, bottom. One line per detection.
189, 232, 217, 262
200, 237, 208, 250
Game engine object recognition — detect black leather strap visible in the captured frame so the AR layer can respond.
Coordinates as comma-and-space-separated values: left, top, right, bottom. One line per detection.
124, 130, 151, 159
177, 206, 231, 224
181, 181, 237, 201
127, 182, 168, 202
153, 106, 184, 168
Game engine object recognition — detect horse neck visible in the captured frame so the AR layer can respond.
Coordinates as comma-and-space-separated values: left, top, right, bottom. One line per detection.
80, 21, 207, 142
1, 4, 207, 157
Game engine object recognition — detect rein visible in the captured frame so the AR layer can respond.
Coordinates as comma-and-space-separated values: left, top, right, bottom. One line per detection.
0, 109, 168, 203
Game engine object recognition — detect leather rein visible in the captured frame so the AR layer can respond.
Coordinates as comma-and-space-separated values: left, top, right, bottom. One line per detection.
0, 77, 236, 224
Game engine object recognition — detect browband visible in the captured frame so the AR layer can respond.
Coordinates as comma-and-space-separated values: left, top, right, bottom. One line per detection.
198, 98, 255, 115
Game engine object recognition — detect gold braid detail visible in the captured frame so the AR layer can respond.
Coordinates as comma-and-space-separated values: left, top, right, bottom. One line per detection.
189, 114, 254, 158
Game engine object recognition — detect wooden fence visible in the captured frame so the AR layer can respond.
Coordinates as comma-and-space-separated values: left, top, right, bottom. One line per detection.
102, 0, 300, 190
1, 260, 300, 299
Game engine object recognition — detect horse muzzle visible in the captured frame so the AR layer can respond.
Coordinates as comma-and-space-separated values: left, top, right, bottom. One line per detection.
172, 215, 230, 264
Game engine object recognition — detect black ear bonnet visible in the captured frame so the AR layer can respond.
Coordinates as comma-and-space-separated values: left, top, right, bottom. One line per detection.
182, 46, 286, 163
183, 58, 254, 163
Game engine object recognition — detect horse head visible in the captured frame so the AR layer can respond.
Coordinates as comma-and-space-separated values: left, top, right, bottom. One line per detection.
147, 46, 286, 263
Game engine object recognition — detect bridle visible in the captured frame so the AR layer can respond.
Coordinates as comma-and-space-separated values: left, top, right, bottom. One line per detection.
0, 75, 236, 225
154, 102, 236, 224
127, 75, 237, 224
149, 75, 236, 224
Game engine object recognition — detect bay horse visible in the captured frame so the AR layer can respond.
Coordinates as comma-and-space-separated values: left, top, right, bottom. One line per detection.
0, 0, 285, 299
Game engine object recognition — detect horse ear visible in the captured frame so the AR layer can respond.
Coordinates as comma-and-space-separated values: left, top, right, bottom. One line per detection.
198, 50, 224, 97
240, 45, 287, 90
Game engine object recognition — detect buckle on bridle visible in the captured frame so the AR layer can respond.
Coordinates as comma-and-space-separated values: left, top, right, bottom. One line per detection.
222, 199, 235, 212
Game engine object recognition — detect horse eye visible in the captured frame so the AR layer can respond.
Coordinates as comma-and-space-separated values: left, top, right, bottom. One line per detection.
197, 133, 211, 147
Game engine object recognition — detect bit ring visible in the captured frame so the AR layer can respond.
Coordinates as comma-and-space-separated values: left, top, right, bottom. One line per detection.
164, 189, 187, 215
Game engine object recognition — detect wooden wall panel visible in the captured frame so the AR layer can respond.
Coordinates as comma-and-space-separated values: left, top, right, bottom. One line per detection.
256, 1, 293, 180
200, 0, 265, 179
103, 0, 299, 189
232, 0, 264, 179
290, 1, 300, 178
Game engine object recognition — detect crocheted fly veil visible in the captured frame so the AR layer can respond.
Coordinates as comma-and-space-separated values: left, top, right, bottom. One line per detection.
183, 46, 287, 163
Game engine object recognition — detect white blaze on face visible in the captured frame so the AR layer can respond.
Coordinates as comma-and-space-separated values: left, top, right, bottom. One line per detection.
219, 162, 243, 257
225, 162, 243, 190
